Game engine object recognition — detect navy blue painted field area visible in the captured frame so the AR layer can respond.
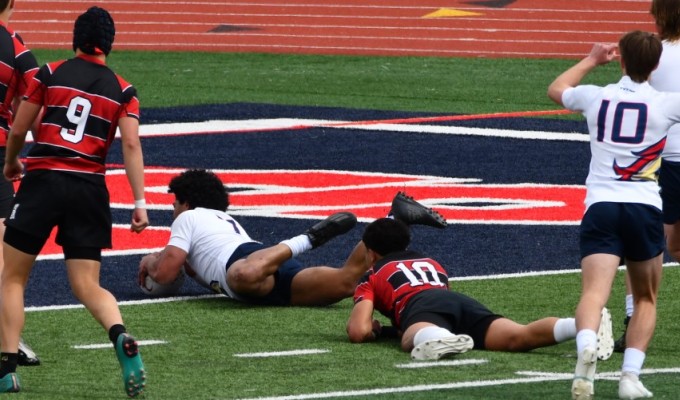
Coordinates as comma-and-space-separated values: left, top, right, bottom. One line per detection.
26, 104, 603, 307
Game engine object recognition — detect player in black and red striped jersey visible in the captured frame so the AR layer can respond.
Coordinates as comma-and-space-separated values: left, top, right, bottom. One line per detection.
0, 6, 147, 396
346, 216, 614, 361
0, 0, 41, 370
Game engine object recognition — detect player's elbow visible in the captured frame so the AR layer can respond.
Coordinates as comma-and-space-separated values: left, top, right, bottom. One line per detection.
346, 324, 374, 343
547, 85, 565, 106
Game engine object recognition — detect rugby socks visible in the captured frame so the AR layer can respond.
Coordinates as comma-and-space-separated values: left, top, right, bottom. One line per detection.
280, 235, 313, 258
0, 353, 18, 377
625, 294, 634, 318
553, 318, 577, 342
108, 324, 127, 344
413, 326, 454, 347
622, 348, 645, 376
575, 329, 598, 353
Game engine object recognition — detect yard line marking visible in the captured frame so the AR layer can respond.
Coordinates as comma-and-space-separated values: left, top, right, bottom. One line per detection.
235, 367, 680, 400
73, 339, 167, 350
396, 359, 488, 368
234, 349, 330, 358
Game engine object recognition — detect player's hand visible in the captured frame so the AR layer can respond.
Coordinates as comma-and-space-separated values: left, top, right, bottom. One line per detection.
3, 159, 23, 182
138, 252, 159, 286
130, 207, 149, 233
588, 43, 618, 66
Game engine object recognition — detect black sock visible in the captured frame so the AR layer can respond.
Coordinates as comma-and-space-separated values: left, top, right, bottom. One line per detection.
0, 353, 18, 377
108, 324, 127, 344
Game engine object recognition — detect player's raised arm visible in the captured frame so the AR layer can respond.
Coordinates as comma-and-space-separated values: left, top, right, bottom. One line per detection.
548, 43, 618, 106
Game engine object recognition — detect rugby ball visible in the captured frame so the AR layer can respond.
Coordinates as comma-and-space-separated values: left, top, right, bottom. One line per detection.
140, 267, 186, 296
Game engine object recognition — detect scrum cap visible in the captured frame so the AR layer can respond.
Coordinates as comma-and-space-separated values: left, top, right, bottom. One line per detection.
72, 6, 115, 56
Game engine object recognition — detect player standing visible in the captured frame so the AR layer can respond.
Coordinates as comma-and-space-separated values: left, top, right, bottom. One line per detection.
548, 31, 680, 399
614, 0, 680, 355
0, 6, 148, 396
0, 0, 42, 367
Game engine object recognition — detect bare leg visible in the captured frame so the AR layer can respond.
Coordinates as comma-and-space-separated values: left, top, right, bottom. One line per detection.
289, 241, 371, 306
226, 243, 294, 297
664, 222, 680, 261
484, 317, 560, 351
66, 259, 123, 330
0, 243, 36, 354
625, 255, 662, 352
576, 253, 619, 332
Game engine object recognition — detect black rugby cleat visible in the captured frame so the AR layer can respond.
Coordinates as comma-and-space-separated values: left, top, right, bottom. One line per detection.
305, 212, 357, 248
390, 192, 447, 229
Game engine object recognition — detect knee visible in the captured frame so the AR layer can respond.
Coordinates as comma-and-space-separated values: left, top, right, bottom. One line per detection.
502, 333, 531, 352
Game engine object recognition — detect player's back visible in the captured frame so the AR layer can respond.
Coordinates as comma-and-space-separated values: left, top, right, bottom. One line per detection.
368, 250, 449, 323
25, 55, 138, 176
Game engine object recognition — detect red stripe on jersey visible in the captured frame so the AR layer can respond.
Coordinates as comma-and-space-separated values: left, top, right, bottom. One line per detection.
354, 256, 449, 327
25, 156, 105, 175
45, 86, 120, 125
33, 124, 108, 158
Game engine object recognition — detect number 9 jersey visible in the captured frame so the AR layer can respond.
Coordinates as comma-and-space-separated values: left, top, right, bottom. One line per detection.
22, 54, 139, 177
562, 76, 680, 211
353, 249, 449, 328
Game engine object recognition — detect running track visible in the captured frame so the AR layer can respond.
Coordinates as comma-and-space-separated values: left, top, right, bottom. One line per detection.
13, 0, 656, 58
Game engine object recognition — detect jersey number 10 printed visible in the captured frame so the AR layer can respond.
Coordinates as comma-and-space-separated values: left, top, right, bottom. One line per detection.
396, 261, 445, 287
597, 100, 648, 144
60, 96, 92, 144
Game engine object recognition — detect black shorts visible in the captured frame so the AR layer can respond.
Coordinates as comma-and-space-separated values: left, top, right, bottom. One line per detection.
580, 202, 664, 262
5, 170, 112, 252
660, 159, 680, 224
0, 148, 15, 218
225, 242, 306, 306
399, 290, 503, 350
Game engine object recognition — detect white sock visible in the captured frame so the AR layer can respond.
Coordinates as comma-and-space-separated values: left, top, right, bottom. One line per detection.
413, 326, 454, 347
280, 235, 312, 257
622, 348, 645, 376
553, 318, 577, 342
625, 294, 634, 317
575, 329, 598, 353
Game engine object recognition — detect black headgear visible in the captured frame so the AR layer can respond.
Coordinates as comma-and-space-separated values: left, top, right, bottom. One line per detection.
72, 6, 115, 56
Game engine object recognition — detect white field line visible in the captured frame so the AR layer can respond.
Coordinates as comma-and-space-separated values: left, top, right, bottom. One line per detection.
131, 118, 588, 142
234, 368, 680, 400
396, 359, 488, 368
234, 349, 330, 358
72, 339, 167, 350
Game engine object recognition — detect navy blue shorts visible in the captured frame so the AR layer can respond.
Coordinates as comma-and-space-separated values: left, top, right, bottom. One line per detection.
580, 202, 664, 261
660, 159, 680, 224
225, 242, 306, 306
399, 290, 503, 350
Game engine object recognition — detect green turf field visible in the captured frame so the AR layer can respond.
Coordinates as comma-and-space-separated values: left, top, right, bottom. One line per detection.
20, 50, 678, 399
20, 267, 680, 399
34, 50, 620, 114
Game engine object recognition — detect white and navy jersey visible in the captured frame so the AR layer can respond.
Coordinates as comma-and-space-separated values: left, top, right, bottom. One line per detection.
167, 207, 256, 299
562, 76, 680, 210
650, 40, 680, 161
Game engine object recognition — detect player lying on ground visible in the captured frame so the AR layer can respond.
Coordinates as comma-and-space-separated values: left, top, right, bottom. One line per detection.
139, 171, 448, 306
346, 216, 614, 361
139, 169, 364, 306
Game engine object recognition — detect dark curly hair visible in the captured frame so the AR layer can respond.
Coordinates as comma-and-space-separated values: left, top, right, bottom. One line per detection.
168, 169, 229, 211
362, 218, 411, 256
73, 6, 115, 56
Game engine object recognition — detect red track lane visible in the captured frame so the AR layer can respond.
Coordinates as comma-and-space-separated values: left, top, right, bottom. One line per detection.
12, 0, 657, 58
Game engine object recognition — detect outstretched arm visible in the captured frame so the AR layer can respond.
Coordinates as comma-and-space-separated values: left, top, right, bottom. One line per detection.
547, 43, 618, 106
138, 245, 187, 285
